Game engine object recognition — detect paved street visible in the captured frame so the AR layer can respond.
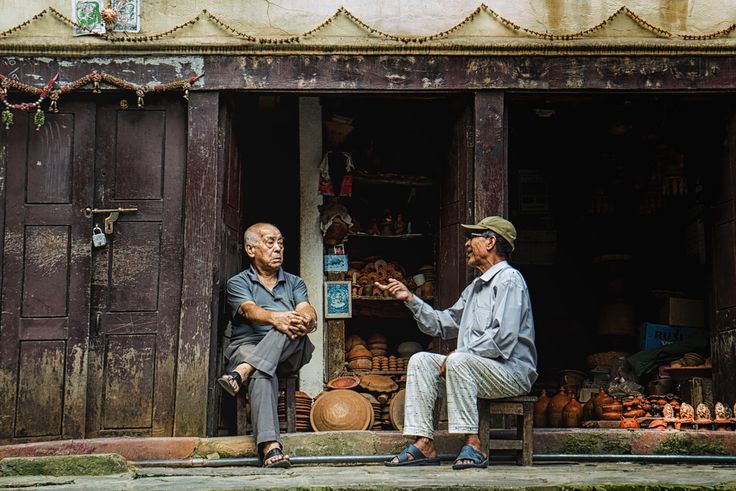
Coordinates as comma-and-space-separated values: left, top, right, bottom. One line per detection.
2, 462, 736, 490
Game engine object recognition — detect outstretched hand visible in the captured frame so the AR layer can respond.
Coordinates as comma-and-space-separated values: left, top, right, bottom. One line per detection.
374, 278, 413, 302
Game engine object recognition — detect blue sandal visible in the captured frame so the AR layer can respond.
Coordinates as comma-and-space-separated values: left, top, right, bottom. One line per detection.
452, 444, 489, 470
384, 443, 441, 467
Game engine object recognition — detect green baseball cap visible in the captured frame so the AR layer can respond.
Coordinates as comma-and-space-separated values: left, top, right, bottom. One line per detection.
461, 216, 517, 251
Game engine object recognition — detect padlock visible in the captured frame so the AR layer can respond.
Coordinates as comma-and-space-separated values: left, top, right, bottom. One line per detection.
92, 225, 107, 248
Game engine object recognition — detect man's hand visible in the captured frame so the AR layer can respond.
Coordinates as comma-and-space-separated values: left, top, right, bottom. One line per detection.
439, 351, 454, 378
374, 278, 413, 302
271, 311, 308, 340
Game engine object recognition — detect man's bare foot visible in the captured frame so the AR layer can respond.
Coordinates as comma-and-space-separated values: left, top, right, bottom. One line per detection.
261, 441, 289, 467
227, 362, 254, 392
455, 434, 485, 466
390, 437, 437, 464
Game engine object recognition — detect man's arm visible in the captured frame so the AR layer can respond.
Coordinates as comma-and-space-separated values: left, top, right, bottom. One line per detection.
237, 301, 306, 340
295, 302, 318, 333
376, 279, 465, 339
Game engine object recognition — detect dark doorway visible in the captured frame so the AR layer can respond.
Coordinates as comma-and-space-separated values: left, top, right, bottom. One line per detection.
508, 93, 736, 405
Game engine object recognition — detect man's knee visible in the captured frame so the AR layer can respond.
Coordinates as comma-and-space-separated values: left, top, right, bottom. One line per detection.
408, 351, 435, 370
445, 351, 473, 371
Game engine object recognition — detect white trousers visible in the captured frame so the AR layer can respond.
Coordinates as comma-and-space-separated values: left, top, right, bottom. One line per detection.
402, 351, 524, 439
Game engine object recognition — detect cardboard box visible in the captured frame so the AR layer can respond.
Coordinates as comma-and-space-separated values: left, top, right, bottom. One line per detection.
658, 297, 704, 328
640, 322, 703, 350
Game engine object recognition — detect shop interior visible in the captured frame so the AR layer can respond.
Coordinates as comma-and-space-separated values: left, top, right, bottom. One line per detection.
220, 92, 735, 434
319, 96, 451, 377
508, 93, 733, 427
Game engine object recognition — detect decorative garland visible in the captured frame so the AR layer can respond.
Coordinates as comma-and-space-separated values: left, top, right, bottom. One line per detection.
0, 71, 202, 130
2, 4, 735, 46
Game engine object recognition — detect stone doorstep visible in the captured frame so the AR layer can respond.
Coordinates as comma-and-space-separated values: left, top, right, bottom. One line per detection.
0, 453, 131, 477
0, 430, 735, 462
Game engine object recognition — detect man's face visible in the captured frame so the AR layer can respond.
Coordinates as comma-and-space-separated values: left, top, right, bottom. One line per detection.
250, 226, 284, 270
464, 233, 494, 268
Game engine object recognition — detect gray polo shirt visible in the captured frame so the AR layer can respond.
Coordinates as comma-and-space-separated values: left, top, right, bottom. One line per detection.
404, 261, 538, 393
226, 266, 309, 344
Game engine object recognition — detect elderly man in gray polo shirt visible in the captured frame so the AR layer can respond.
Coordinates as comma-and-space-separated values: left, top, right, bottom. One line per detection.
380, 216, 537, 470
218, 223, 317, 469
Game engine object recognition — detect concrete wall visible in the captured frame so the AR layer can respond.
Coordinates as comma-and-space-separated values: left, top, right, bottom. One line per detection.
298, 97, 324, 398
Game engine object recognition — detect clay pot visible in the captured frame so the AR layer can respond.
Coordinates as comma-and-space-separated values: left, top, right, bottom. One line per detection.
347, 345, 372, 361
310, 389, 374, 431
348, 358, 372, 371
619, 416, 640, 429
593, 388, 615, 419
582, 398, 596, 421
547, 387, 571, 428
601, 403, 623, 414
533, 390, 550, 427
601, 412, 624, 420
562, 396, 583, 428
345, 335, 366, 351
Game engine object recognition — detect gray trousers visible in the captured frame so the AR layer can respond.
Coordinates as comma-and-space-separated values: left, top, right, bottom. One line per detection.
403, 351, 524, 439
225, 329, 314, 446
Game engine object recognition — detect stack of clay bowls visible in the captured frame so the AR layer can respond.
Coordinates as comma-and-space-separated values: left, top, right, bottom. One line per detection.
372, 355, 407, 371
367, 333, 388, 357
347, 344, 372, 371
360, 393, 383, 431
277, 390, 312, 432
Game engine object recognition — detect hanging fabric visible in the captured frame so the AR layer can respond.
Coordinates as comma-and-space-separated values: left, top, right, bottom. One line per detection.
318, 151, 355, 197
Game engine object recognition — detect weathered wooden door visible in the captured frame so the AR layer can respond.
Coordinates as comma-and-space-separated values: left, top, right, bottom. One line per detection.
436, 98, 474, 354
85, 99, 186, 437
0, 102, 95, 442
712, 111, 736, 405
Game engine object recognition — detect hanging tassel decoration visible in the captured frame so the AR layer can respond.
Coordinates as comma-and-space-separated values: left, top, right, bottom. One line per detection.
136, 87, 145, 108
33, 107, 45, 130
339, 152, 355, 197
1, 109, 13, 129
318, 152, 335, 195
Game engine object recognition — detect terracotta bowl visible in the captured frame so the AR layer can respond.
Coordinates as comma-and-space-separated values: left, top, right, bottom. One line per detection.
359, 374, 398, 393
348, 358, 372, 370
347, 345, 372, 360
326, 375, 361, 390
389, 389, 406, 431
310, 389, 374, 431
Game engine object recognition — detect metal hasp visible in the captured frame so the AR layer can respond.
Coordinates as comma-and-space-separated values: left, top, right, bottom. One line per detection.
84, 207, 139, 234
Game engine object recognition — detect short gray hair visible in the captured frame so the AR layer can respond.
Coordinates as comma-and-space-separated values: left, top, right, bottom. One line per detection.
477, 230, 512, 260
244, 223, 277, 247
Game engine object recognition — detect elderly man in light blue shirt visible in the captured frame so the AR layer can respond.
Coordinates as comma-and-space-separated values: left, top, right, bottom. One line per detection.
380, 216, 537, 470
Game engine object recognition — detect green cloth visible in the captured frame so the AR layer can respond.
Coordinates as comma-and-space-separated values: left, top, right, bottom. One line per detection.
626, 330, 709, 377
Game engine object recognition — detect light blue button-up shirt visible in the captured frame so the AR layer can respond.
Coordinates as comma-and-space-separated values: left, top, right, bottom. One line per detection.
404, 261, 538, 392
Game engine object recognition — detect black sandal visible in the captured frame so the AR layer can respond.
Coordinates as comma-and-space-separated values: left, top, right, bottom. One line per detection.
216, 371, 242, 397
261, 445, 291, 469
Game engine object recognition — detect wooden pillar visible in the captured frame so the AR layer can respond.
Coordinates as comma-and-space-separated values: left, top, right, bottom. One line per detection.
175, 91, 221, 436
474, 92, 508, 219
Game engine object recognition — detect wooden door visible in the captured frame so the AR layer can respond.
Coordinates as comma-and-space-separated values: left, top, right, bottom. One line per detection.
86, 99, 186, 437
437, 98, 474, 353
712, 111, 736, 405
0, 102, 95, 442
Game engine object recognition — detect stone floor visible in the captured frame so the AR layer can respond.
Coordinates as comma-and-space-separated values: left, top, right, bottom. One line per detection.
2, 461, 736, 490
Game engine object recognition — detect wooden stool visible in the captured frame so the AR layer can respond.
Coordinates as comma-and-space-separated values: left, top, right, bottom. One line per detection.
236, 374, 298, 435
478, 395, 536, 466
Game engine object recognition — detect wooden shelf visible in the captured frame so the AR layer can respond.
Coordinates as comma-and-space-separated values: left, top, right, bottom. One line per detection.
352, 170, 433, 187
347, 232, 425, 240
346, 369, 407, 376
